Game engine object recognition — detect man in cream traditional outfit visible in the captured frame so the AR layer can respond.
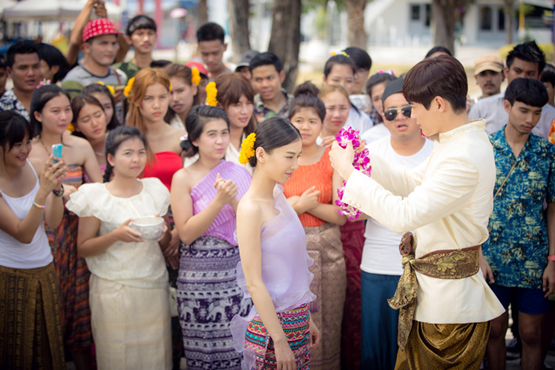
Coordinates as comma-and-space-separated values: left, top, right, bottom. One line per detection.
330, 55, 505, 369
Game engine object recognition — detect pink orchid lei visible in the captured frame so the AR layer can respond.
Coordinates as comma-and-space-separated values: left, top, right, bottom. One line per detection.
335, 127, 371, 220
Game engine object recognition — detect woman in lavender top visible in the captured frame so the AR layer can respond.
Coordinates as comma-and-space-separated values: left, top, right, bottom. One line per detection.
231, 117, 320, 370
171, 106, 252, 370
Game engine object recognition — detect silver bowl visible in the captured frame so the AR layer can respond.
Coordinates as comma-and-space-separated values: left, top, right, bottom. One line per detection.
130, 217, 164, 240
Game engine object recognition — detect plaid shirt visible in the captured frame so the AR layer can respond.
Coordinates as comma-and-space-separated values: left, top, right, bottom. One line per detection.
0, 89, 30, 121
254, 89, 293, 122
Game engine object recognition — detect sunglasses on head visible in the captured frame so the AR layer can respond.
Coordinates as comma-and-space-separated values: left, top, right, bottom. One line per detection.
384, 106, 412, 121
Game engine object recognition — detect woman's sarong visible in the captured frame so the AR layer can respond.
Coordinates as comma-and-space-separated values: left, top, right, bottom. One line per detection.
304, 223, 346, 369
339, 220, 365, 369
177, 236, 252, 370
89, 275, 172, 369
394, 321, 491, 370
0, 263, 65, 369
245, 304, 311, 370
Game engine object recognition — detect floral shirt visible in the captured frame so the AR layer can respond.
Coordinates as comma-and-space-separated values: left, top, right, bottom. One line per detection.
254, 88, 293, 122
0, 89, 30, 121
482, 127, 555, 289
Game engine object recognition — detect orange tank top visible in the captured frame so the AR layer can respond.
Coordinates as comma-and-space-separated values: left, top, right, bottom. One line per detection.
283, 148, 333, 227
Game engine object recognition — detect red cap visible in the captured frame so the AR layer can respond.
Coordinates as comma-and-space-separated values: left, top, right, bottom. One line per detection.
83, 18, 120, 43
185, 61, 208, 78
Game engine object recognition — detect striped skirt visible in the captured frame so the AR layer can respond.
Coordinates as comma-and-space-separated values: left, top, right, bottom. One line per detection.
0, 263, 65, 369
245, 304, 311, 370
177, 236, 252, 370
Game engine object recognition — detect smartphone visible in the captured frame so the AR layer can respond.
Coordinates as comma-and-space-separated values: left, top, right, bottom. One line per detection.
51, 144, 63, 163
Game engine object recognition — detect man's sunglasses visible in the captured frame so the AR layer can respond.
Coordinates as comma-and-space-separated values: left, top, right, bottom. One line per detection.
384, 106, 412, 121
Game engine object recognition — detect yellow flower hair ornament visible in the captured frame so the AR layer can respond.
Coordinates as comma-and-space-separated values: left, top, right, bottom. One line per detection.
331, 51, 350, 58
96, 81, 115, 95
206, 82, 218, 107
238, 133, 256, 165
124, 77, 135, 98
191, 67, 201, 86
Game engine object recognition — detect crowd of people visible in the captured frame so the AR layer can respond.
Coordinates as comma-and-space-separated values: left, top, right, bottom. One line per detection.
0, 3, 555, 370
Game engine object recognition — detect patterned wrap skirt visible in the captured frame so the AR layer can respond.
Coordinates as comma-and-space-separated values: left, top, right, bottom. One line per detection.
177, 236, 252, 370
304, 223, 346, 370
394, 321, 491, 370
245, 304, 311, 370
0, 263, 65, 369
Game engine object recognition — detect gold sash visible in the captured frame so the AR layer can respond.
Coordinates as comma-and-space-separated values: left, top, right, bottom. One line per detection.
388, 232, 480, 350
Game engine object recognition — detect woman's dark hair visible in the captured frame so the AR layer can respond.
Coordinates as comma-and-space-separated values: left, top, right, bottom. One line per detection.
214, 73, 257, 136
425, 46, 453, 59
103, 126, 147, 182
365, 73, 397, 96
36, 43, 70, 83
30, 84, 71, 138
403, 55, 467, 113
344, 47, 372, 71
289, 81, 326, 122
82, 83, 120, 127
541, 63, 555, 87
71, 95, 118, 139
0, 111, 35, 152
248, 117, 301, 168
323, 54, 356, 79
505, 77, 549, 108
151, 60, 172, 69
184, 105, 230, 157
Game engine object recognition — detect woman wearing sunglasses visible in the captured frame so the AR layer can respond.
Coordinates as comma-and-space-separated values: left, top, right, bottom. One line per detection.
359, 77, 433, 369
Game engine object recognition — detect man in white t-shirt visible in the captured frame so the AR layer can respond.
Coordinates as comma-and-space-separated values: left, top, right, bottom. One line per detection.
360, 78, 434, 369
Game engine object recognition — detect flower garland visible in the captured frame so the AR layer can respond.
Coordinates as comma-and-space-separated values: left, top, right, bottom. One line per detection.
96, 81, 115, 95
238, 133, 256, 165
191, 67, 201, 86
206, 81, 218, 107
124, 77, 135, 98
335, 127, 371, 220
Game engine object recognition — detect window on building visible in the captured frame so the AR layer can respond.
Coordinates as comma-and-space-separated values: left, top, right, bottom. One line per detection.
411, 4, 420, 20
498, 8, 505, 30
480, 6, 493, 30
425, 4, 431, 27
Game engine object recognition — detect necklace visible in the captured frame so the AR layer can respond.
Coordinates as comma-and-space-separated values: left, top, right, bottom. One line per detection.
40, 139, 51, 155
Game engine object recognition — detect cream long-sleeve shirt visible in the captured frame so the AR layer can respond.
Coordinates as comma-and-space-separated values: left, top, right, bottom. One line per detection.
343, 119, 505, 324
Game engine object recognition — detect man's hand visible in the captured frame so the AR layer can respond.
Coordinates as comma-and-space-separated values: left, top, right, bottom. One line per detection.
330, 141, 355, 181
543, 260, 555, 298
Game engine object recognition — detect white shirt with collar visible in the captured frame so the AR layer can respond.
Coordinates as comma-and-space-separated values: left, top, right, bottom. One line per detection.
468, 92, 555, 140
342, 119, 505, 324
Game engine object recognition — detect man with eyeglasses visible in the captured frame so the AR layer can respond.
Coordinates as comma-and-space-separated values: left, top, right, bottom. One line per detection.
358, 77, 433, 369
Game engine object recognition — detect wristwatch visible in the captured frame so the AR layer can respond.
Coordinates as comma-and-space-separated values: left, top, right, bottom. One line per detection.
52, 187, 65, 197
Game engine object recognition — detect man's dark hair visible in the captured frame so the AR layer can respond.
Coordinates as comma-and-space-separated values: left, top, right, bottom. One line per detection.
0, 54, 6, 69
403, 55, 467, 112
126, 15, 157, 37
505, 77, 548, 108
540, 63, 555, 87
196, 22, 225, 44
425, 46, 453, 59
7, 41, 39, 69
36, 43, 70, 83
150, 59, 172, 68
344, 47, 372, 71
249, 52, 283, 73
506, 41, 546, 75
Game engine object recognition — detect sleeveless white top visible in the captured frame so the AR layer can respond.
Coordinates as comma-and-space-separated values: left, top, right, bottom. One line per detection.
0, 161, 53, 269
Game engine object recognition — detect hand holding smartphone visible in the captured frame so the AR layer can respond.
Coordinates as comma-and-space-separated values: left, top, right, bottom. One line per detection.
51, 144, 63, 163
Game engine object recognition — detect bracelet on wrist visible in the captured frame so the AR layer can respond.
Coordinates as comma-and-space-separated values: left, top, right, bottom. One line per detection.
32, 201, 47, 209
52, 187, 64, 197
548, 255, 555, 262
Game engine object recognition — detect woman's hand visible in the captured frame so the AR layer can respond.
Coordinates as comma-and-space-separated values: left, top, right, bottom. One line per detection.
294, 187, 320, 214
62, 184, 78, 202
309, 315, 320, 350
320, 136, 336, 148
114, 219, 145, 243
39, 156, 68, 195
214, 173, 238, 207
274, 338, 296, 370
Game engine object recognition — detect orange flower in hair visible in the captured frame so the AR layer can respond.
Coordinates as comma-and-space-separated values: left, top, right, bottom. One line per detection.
238, 133, 256, 165
124, 77, 135, 98
191, 67, 201, 86
206, 82, 218, 107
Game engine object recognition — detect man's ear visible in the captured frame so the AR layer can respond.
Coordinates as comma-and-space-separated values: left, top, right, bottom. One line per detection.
223, 43, 228, 52
503, 99, 512, 114
125, 35, 132, 45
6, 67, 12, 79
279, 70, 286, 84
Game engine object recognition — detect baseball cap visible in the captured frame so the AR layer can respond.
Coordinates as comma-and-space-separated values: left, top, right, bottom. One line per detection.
83, 18, 120, 43
185, 61, 208, 78
474, 55, 504, 76
235, 50, 260, 71
381, 78, 404, 104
